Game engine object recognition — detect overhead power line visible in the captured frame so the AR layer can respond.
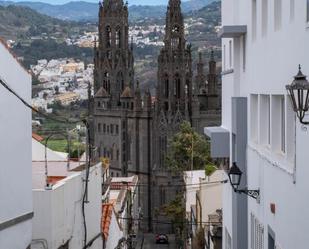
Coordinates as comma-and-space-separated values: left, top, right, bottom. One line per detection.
0, 77, 81, 124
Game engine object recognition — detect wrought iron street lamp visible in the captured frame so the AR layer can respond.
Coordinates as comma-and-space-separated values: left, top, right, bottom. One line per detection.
286, 65, 309, 125
228, 163, 260, 200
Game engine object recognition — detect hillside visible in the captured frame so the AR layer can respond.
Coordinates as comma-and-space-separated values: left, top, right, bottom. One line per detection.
0, 5, 93, 41
0, 0, 218, 21
0, 1, 221, 91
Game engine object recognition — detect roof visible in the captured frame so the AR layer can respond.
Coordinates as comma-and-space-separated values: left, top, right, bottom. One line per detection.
32, 132, 44, 142
110, 176, 138, 190
101, 203, 114, 240
121, 86, 133, 98
32, 138, 67, 161
47, 176, 66, 185
95, 87, 110, 98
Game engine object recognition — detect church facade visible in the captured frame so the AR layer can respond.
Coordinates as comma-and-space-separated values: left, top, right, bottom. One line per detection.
92, 0, 221, 232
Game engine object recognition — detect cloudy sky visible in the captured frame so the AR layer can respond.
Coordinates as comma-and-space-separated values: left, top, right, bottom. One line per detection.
8, 0, 171, 5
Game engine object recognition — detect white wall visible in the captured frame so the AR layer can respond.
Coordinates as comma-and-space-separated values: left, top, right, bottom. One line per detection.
221, 0, 309, 248
200, 170, 223, 221
184, 170, 206, 214
105, 211, 123, 249
0, 42, 32, 248
32, 163, 103, 249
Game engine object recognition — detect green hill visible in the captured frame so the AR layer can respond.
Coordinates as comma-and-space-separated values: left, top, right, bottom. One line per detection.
0, 5, 88, 41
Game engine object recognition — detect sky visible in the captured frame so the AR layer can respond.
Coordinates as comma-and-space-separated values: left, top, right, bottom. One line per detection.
8, 0, 172, 5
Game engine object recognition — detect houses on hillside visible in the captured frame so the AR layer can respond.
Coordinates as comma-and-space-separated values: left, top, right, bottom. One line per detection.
0, 34, 139, 247
206, 0, 309, 249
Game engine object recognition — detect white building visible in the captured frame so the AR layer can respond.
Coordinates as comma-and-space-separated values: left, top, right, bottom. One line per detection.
184, 170, 206, 216
0, 40, 33, 249
31, 137, 103, 249
206, 1, 309, 249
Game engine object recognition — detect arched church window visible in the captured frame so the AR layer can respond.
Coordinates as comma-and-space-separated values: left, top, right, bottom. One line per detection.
107, 51, 112, 60
164, 74, 169, 98
175, 75, 181, 99
105, 26, 112, 48
185, 79, 190, 96
117, 72, 123, 92
116, 28, 121, 48
104, 72, 111, 94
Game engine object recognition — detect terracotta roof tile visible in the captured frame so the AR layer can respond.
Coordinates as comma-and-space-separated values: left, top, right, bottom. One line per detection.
47, 176, 66, 185
95, 87, 110, 98
32, 132, 44, 142
101, 203, 114, 240
121, 86, 133, 98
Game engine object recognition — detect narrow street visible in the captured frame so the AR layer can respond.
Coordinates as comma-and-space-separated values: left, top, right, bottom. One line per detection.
137, 233, 176, 249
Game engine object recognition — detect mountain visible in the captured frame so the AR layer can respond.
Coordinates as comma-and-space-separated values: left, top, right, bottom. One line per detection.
0, 0, 218, 21
0, 5, 72, 40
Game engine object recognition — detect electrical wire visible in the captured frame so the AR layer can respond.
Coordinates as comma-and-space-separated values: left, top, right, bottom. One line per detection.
0, 77, 223, 245
0, 77, 81, 124
82, 119, 91, 249
109, 179, 228, 189
116, 216, 222, 226
0, 77, 92, 248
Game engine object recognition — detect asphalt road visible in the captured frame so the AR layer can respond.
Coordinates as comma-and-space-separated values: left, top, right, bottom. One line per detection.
139, 233, 176, 249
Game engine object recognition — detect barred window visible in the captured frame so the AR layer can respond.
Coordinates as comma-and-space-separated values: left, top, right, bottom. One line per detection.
250, 213, 264, 249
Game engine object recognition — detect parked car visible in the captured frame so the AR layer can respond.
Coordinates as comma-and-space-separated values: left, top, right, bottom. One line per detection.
155, 234, 169, 244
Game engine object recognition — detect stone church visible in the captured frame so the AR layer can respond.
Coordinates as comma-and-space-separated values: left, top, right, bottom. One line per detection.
92, 0, 221, 232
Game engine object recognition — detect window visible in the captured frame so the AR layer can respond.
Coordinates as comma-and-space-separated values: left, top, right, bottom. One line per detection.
116, 28, 121, 48
250, 94, 258, 143
116, 125, 119, 135
103, 124, 106, 133
290, 0, 295, 21
271, 95, 285, 154
111, 124, 114, 134
106, 26, 111, 48
107, 125, 110, 134
307, 0, 309, 22
280, 97, 285, 153
103, 72, 110, 94
262, 0, 268, 36
286, 94, 295, 163
250, 213, 264, 249
223, 45, 226, 70
164, 75, 169, 98
98, 123, 101, 133
274, 0, 282, 31
229, 40, 232, 68
175, 76, 181, 99
242, 36, 246, 71
259, 95, 271, 146
159, 186, 166, 205
252, 0, 257, 40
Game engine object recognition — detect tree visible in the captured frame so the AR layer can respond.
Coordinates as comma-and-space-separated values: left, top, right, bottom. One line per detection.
162, 194, 186, 232
165, 121, 215, 172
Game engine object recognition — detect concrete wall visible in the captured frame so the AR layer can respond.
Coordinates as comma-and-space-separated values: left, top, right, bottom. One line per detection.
32, 163, 103, 249
221, 0, 309, 248
105, 211, 123, 249
0, 42, 32, 249
184, 170, 206, 214
199, 170, 223, 221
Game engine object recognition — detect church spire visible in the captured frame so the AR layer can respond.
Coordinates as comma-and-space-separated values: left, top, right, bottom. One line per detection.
164, 0, 185, 50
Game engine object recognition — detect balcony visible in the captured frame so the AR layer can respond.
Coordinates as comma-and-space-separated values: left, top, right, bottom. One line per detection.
218, 25, 247, 38
204, 126, 230, 158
